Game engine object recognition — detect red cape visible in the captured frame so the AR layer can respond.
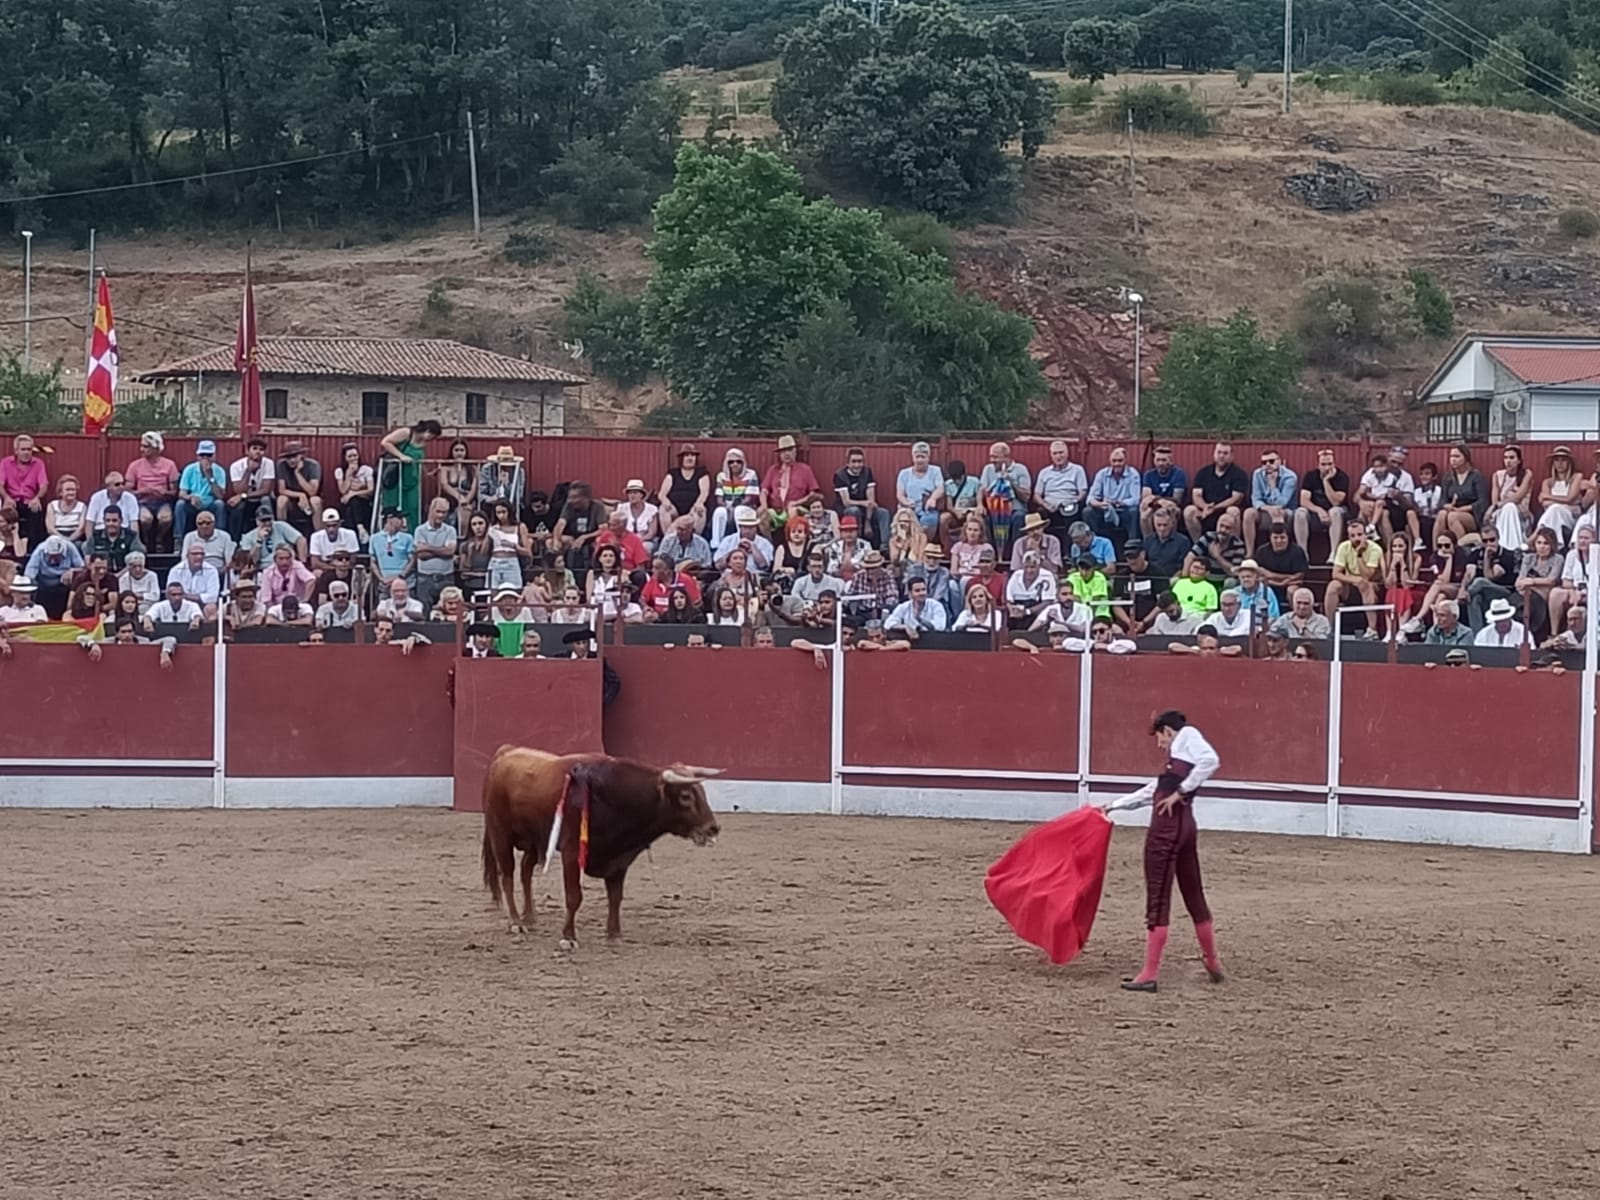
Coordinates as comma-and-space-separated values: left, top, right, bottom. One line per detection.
985, 806, 1114, 965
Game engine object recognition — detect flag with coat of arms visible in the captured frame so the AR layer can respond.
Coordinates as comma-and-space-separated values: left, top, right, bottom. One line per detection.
82, 275, 118, 436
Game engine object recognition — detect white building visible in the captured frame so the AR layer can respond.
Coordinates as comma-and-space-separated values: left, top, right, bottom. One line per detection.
1419, 333, 1600, 442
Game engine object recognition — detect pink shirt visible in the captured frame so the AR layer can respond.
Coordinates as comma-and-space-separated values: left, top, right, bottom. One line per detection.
261, 560, 315, 606
761, 462, 821, 509
126, 456, 179, 500
0, 455, 47, 505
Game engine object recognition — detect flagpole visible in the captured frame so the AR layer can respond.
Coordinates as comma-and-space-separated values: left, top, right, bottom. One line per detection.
85, 229, 96, 372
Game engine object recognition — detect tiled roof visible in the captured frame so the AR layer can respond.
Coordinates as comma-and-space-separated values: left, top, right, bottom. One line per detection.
1484, 344, 1600, 388
141, 337, 585, 385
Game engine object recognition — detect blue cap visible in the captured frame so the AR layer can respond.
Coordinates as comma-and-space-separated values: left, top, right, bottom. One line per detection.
197, 439, 217, 455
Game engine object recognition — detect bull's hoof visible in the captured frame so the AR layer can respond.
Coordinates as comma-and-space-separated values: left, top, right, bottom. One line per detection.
558, 937, 577, 952
507, 922, 527, 935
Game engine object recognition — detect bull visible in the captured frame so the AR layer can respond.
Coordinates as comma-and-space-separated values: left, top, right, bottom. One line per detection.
480, 747, 721, 946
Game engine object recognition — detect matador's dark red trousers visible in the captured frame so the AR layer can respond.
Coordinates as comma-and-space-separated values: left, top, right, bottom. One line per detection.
1143, 785, 1212, 930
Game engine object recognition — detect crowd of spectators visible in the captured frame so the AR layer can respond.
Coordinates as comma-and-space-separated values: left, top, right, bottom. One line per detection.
1, 430, 1593, 664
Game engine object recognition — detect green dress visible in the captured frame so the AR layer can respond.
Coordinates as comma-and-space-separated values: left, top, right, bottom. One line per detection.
380, 438, 426, 529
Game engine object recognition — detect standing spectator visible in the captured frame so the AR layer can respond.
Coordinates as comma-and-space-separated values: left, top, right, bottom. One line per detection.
376, 577, 425, 623
1476, 597, 1528, 648
885, 577, 949, 636
275, 440, 324, 532
369, 508, 415, 591
598, 508, 653, 574
658, 514, 713, 572
333, 442, 376, 539
618, 480, 662, 553
949, 514, 991, 582
23, 535, 83, 618
126, 431, 178, 553
88, 508, 143, 572
938, 460, 981, 549
224, 579, 268, 632
1438, 444, 1490, 544
476, 445, 526, 518
1005, 552, 1057, 625
44, 475, 89, 542
953, 583, 1005, 633
1423, 598, 1472, 647
117, 551, 160, 613
1183, 442, 1248, 541
1294, 447, 1350, 561
412, 497, 458, 613
978, 441, 1032, 561
456, 511, 493, 597
377, 419, 440, 530
553, 482, 607, 572
1242, 450, 1297, 552
437, 439, 477, 531
169, 542, 222, 618
1, 434, 49, 548
1233, 560, 1280, 626
225, 436, 277, 540
895, 441, 945, 539
711, 448, 763, 544
902, 544, 958, 615
1139, 445, 1188, 536
1536, 446, 1584, 548
309, 508, 360, 570
144, 580, 203, 631
1034, 439, 1088, 543
175, 440, 227, 540
762, 435, 822, 538
1487, 444, 1534, 553
261, 543, 315, 608
1172, 558, 1220, 619
825, 515, 870, 577
1462, 525, 1519, 631
1324, 519, 1385, 639
1254, 523, 1307, 606
1084, 446, 1141, 554
1269, 588, 1333, 641
181, 510, 235, 574
240, 502, 306, 566
316, 581, 361, 630
833, 446, 889, 549
1515, 528, 1563, 639
87, 470, 139, 534
844, 549, 900, 623
487, 500, 530, 593
1191, 508, 1248, 579
1550, 524, 1595, 638
1064, 520, 1115, 569
658, 443, 710, 535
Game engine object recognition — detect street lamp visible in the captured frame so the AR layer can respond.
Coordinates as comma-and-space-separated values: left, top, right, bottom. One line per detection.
21, 230, 33, 372
1127, 290, 1144, 427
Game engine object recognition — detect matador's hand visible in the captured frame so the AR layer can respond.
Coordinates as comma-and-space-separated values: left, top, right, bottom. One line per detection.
1154, 792, 1179, 816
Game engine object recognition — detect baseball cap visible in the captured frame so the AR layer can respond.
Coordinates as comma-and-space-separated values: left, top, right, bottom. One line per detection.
329, 581, 350, 596
321, 508, 341, 522
196, 439, 217, 455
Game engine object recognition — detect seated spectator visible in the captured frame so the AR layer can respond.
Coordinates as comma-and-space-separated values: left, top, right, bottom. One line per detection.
117, 551, 160, 613
43, 475, 87, 543
1404, 529, 1463, 636
126, 431, 179, 552
314, 548, 360, 608
657, 443, 710, 535
274, 441, 322, 530
658, 513, 714, 572
826, 515, 870, 577
885, 577, 949, 637
1086, 618, 1137, 654
715, 506, 775, 575
938, 460, 981, 549
241, 503, 307, 566
895, 441, 945, 539
521, 565, 572, 618
1551, 525, 1596, 638
1142, 506, 1191, 581
1262, 627, 1292, 660
1243, 450, 1298, 551
227, 436, 278, 539
316, 581, 360, 629
1139, 445, 1188, 536
466, 621, 502, 658
110, 589, 142, 628
175, 440, 228, 541
169, 542, 222, 619
1476, 597, 1528, 648
843, 549, 899, 624
552, 481, 607, 573
1270, 587, 1333, 640
1140, 591, 1198, 637
1254, 523, 1307, 605
1189, 507, 1247, 578
1324, 519, 1384, 639
708, 586, 747, 627
1208, 589, 1253, 638
1462, 525, 1518, 630
713, 548, 760, 613
549, 587, 588, 625
886, 507, 927, 576
711, 448, 763, 545
225, 580, 268, 632
1358, 447, 1421, 550
432, 586, 468, 623
515, 628, 544, 659
87, 470, 140, 535
954, 582, 1005, 633
902, 544, 958, 616
1065, 520, 1115, 569
375, 577, 423, 623
145, 580, 203, 631
641, 555, 700, 618
1536, 446, 1583, 548
1234, 559, 1280, 625
24, 535, 84, 618
598, 508, 652, 573
1487, 444, 1534, 553
1423, 598, 1472, 646
1514, 528, 1563, 639
374, 616, 430, 653
804, 497, 839, 549
798, 589, 838, 632
1084, 446, 1140, 553
612, 582, 647, 624
1413, 460, 1444, 547
0, 502, 23, 560
261, 544, 316, 609
1184, 442, 1248, 541
87, 507, 144, 573
1034, 439, 1088, 543
1172, 558, 1219, 619
790, 551, 847, 609
949, 514, 991, 581
0, 575, 47, 623
1030, 580, 1092, 635
833, 445, 890, 549
1013, 621, 1072, 654
1010, 513, 1063, 574
1005, 552, 1057, 625
181, 510, 236, 574
1543, 605, 1586, 651
1170, 626, 1243, 657
660, 585, 705, 626
1111, 540, 1162, 634
1291, 641, 1319, 661
1294, 447, 1350, 560
762, 436, 822, 537
979, 441, 1032, 561
771, 514, 814, 580
855, 618, 911, 652
523, 490, 557, 563
1069, 555, 1112, 621
69, 554, 117, 618
490, 587, 537, 625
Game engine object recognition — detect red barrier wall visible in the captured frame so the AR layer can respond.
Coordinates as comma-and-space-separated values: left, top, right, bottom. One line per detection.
225, 644, 454, 779
1088, 656, 1330, 787
1340, 663, 1580, 800
603, 645, 832, 782
843, 651, 1080, 775
451, 658, 605, 812
0, 644, 213, 762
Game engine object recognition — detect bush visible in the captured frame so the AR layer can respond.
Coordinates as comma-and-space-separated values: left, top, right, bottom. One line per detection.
1235, 62, 1255, 88
1557, 207, 1600, 239
1406, 269, 1455, 338
881, 212, 955, 267
503, 228, 554, 266
423, 282, 453, 320
1369, 72, 1443, 106
1291, 276, 1388, 368
1104, 84, 1215, 136
562, 274, 656, 387
541, 139, 658, 231
1060, 80, 1100, 113
1141, 311, 1300, 435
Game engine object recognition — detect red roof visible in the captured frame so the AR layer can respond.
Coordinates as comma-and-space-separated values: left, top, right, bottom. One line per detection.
140, 336, 585, 385
1484, 345, 1600, 388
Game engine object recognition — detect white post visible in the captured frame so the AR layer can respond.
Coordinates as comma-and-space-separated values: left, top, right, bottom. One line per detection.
212, 604, 227, 809
465, 109, 483, 243
1282, 0, 1294, 115
829, 601, 845, 816
1325, 650, 1342, 839
1075, 640, 1094, 804
21, 230, 33, 371
1579, 552, 1598, 853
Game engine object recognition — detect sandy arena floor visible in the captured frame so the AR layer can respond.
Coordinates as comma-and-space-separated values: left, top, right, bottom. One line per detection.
2, 809, 1599, 1199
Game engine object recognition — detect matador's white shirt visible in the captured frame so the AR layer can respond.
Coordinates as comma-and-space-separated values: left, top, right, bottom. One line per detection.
1107, 725, 1220, 811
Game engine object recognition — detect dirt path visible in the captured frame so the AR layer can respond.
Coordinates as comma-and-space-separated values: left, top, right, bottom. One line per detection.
2, 809, 1598, 1199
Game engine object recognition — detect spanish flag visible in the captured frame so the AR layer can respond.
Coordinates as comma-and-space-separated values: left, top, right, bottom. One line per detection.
6, 616, 105, 643
83, 275, 117, 436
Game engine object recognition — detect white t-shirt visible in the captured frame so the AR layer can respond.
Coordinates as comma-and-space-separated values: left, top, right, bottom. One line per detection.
148, 598, 202, 624
230, 455, 277, 490
493, 606, 537, 624
118, 569, 161, 611
87, 489, 140, 531
0, 603, 47, 623
334, 464, 373, 492
622, 502, 659, 540
1360, 467, 1415, 500
953, 609, 1003, 632
310, 528, 361, 560
1209, 606, 1254, 637
1561, 548, 1593, 589
1005, 570, 1057, 606
375, 597, 424, 622
1029, 600, 1091, 633
1475, 620, 1527, 647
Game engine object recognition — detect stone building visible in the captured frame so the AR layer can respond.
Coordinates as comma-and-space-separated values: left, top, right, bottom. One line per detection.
140, 336, 585, 435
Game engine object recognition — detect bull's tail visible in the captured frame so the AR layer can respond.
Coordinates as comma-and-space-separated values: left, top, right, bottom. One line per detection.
482, 826, 500, 901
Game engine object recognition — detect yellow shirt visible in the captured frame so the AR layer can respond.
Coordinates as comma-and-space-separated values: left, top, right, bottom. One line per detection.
1334, 540, 1384, 577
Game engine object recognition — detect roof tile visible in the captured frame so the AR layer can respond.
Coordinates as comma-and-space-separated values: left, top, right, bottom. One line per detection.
140, 336, 585, 385
1484, 345, 1600, 387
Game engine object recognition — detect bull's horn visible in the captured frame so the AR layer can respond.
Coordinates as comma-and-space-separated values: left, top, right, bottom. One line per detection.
661, 767, 697, 784
662, 765, 724, 784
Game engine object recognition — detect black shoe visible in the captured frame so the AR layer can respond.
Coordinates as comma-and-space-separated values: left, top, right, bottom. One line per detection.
1120, 978, 1158, 993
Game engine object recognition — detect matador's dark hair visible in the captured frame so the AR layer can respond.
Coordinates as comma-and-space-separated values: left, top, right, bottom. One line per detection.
1151, 710, 1188, 735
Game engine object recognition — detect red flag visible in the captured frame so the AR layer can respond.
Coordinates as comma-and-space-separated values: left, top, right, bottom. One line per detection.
236, 248, 261, 436
82, 276, 117, 436
985, 807, 1114, 965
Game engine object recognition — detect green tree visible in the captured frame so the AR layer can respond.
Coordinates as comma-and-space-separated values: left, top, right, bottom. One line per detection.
1134, 3, 1235, 71
1406, 269, 1456, 338
562, 275, 657, 387
1141, 311, 1300, 434
1062, 18, 1139, 83
771, 1, 1054, 217
0, 354, 71, 431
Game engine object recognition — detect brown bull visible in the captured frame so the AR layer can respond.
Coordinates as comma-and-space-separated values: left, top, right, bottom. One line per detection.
480, 747, 721, 945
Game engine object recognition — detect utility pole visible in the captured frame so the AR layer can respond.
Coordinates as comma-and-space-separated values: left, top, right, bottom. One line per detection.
1129, 292, 1144, 426
465, 108, 483, 243
1125, 110, 1141, 239
21, 230, 33, 371
85, 228, 96, 380
869, 0, 882, 26
1282, 0, 1294, 115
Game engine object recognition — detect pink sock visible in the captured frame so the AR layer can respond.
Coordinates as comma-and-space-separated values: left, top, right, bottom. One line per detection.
1195, 920, 1221, 971
1132, 926, 1169, 984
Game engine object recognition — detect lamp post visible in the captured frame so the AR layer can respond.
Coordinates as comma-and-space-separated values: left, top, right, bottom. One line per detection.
1127, 290, 1143, 428
21, 230, 34, 371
